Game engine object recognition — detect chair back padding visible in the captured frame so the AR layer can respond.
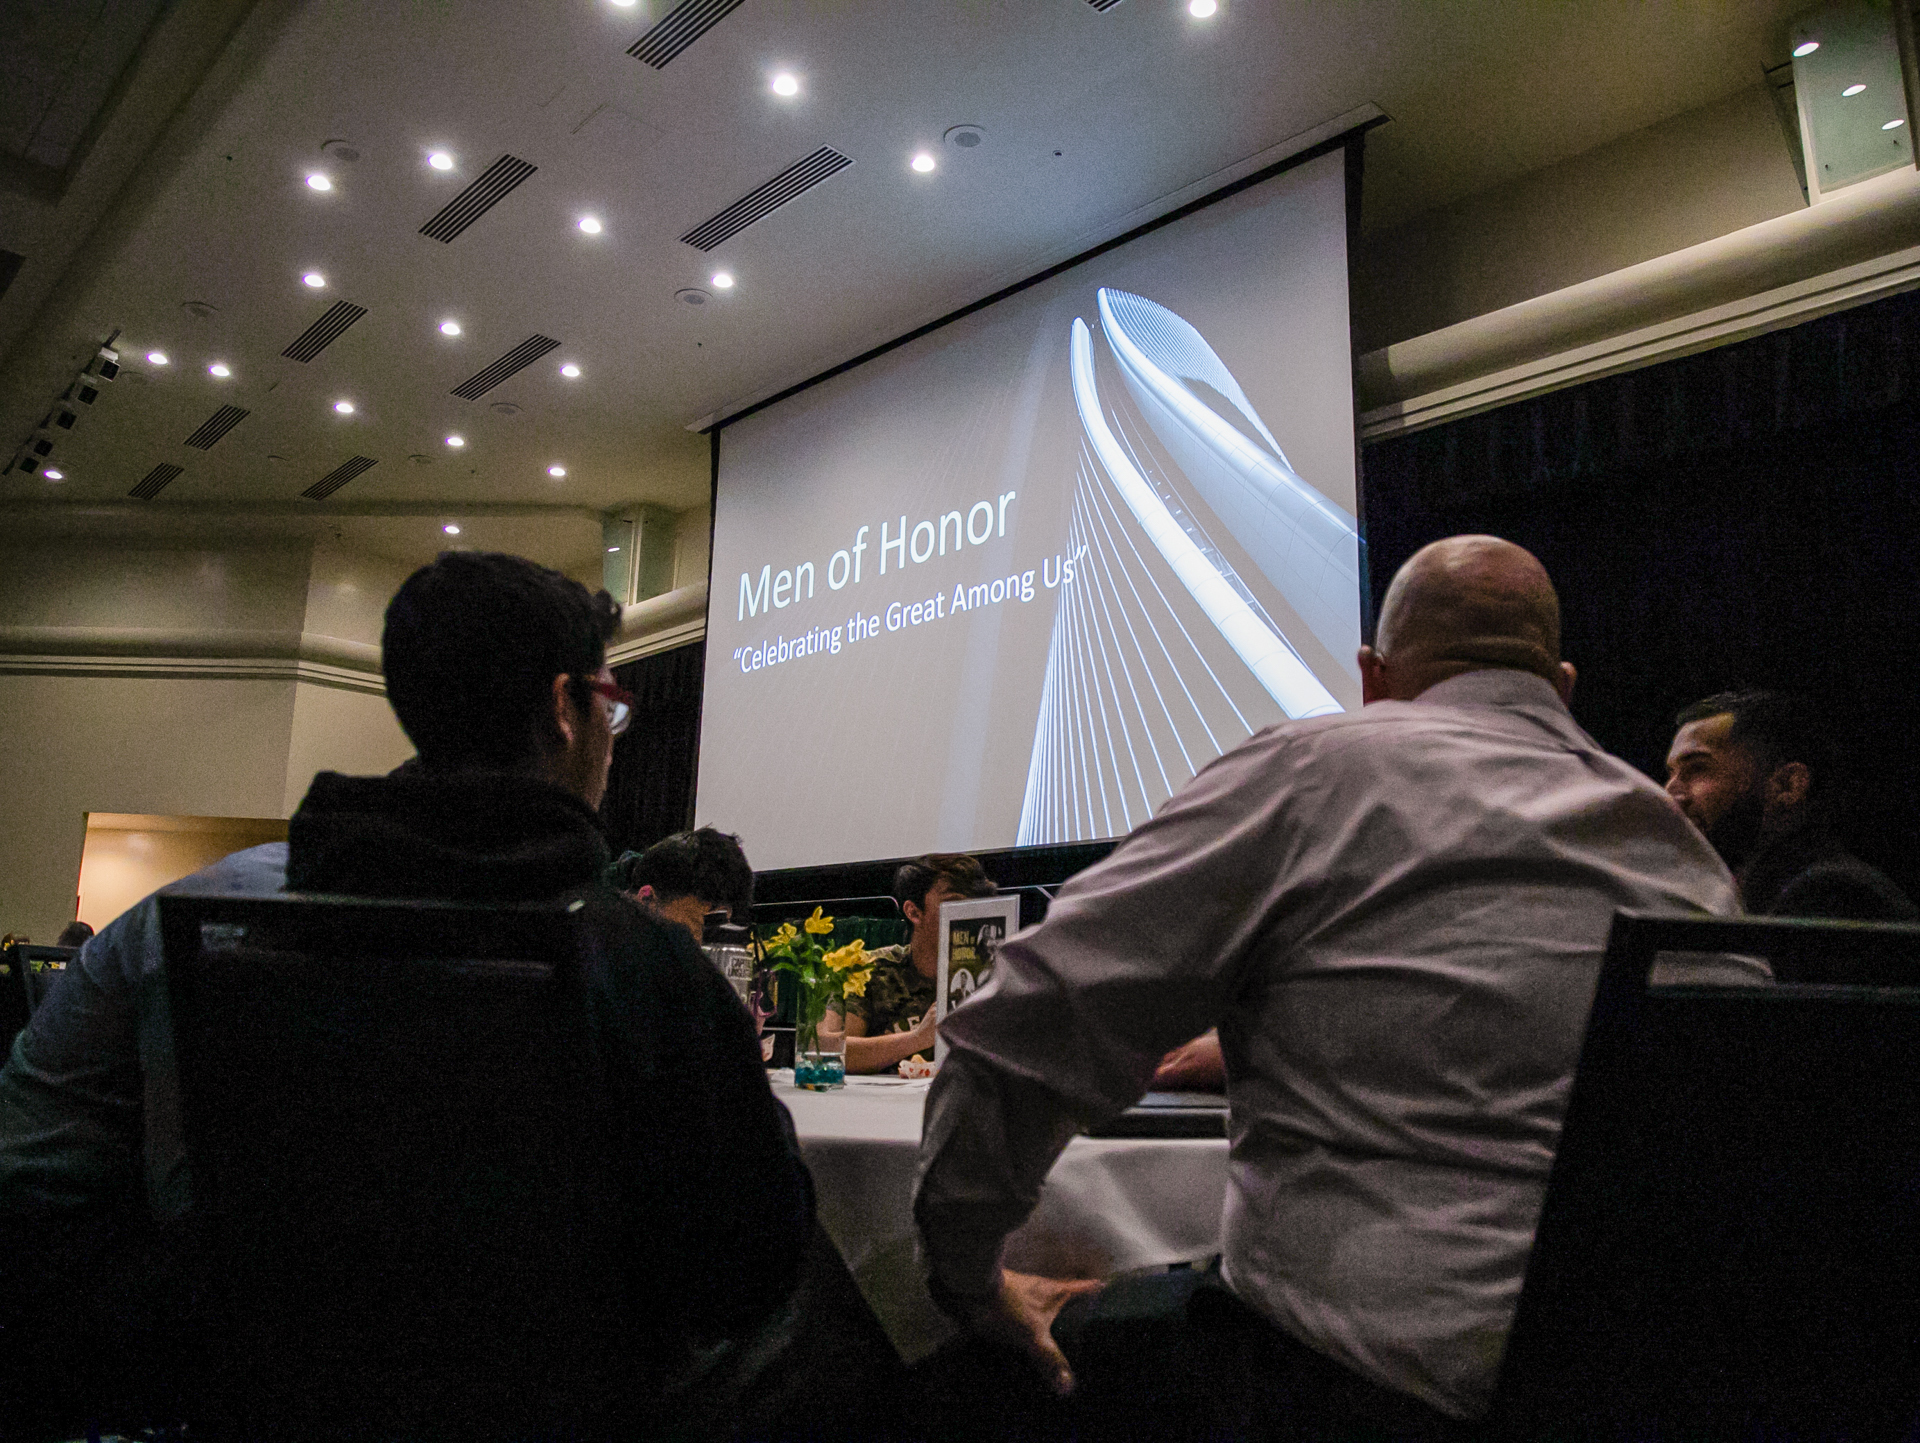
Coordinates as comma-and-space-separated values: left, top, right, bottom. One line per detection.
160, 890, 648, 1440
1490, 911, 1920, 1441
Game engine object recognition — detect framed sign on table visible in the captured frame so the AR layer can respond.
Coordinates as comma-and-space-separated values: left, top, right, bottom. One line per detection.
933, 895, 1021, 1063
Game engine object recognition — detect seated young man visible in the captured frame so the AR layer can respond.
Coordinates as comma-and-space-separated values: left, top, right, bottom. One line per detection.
830, 853, 996, 1075
0, 551, 813, 1431
609, 825, 754, 945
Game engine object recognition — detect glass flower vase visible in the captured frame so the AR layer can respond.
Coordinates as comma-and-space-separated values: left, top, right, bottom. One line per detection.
794, 1011, 846, 1091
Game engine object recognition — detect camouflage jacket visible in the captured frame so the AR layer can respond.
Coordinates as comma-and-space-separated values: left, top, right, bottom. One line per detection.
840, 944, 935, 1062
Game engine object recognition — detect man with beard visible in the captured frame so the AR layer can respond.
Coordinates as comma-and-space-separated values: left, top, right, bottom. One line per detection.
1665, 689, 1916, 920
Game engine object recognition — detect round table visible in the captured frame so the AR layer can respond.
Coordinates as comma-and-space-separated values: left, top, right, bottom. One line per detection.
776, 1074, 1229, 1361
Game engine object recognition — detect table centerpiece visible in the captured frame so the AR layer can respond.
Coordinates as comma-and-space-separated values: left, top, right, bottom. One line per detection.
764, 907, 873, 1090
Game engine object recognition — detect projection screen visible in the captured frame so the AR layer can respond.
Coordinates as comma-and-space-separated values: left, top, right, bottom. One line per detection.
698, 143, 1363, 871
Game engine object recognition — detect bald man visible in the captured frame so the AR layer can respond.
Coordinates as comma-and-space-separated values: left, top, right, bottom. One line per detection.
914, 536, 1755, 1437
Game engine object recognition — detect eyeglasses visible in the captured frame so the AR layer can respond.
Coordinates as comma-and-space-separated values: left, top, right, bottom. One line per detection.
587, 678, 635, 736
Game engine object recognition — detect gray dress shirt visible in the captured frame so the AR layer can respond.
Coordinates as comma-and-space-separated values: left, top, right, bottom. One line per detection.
914, 668, 1758, 1420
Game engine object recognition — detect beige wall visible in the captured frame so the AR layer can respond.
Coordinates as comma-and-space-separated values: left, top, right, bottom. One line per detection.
0, 672, 300, 936
0, 533, 417, 937
1353, 84, 1809, 353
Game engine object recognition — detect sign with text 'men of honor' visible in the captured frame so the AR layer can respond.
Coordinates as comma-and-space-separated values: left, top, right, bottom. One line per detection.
934, 895, 1022, 1065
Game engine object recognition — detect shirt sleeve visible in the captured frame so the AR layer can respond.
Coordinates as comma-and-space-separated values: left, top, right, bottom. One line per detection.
914, 730, 1302, 1298
0, 904, 152, 1221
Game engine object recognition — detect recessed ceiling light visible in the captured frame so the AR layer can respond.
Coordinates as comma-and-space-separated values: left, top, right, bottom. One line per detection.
147, 351, 169, 365
1794, 40, 1820, 57
711, 270, 735, 289
610, 0, 635, 7
440, 319, 462, 336
443, 523, 461, 535
428, 151, 454, 170
1886, 118, 1908, 130
560, 362, 582, 378
42, 468, 64, 481
910, 151, 936, 173
303, 272, 326, 288
548, 463, 567, 477
334, 400, 354, 415
1844, 84, 1867, 97
608, 546, 620, 553
1189, 0, 1218, 15
306, 172, 333, 191
579, 215, 603, 234
771, 72, 799, 97
446, 434, 465, 447
209, 362, 230, 377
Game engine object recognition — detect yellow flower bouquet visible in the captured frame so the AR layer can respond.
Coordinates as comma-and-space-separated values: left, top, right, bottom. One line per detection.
763, 908, 874, 1089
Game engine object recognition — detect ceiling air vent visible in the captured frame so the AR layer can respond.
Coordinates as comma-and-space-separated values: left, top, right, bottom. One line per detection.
185, 404, 250, 450
1085, 0, 1126, 9
452, 334, 561, 400
628, 0, 746, 69
419, 154, 538, 242
681, 147, 853, 251
282, 301, 368, 362
303, 455, 378, 501
129, 463, 183, 500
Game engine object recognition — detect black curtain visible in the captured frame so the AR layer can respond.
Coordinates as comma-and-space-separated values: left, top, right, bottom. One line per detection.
599, 641, 705, 861
1362, 286, 1920, 899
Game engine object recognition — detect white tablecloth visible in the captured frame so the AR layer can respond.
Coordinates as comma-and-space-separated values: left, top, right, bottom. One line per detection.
777, 1074, 1229, 1361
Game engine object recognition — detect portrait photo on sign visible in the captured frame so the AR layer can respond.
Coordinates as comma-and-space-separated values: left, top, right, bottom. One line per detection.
935, 895, 1022, 1063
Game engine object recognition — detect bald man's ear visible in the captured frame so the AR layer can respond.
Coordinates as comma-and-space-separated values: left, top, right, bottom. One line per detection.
1358, 645, 1391, 705
1553, 660, 1576, 706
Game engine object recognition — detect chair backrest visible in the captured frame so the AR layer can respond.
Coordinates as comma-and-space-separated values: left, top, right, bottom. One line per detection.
1489, 911, 1920, 1441
158, 889, 649, 1440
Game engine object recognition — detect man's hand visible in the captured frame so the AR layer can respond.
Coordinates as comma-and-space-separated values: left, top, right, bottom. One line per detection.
1151, 1029, 1226, 1091
908, 1006, 940, 1051
949, 1269, 1104, 1396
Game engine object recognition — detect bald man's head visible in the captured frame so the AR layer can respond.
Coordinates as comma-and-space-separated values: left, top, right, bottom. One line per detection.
1360, 536, 1574, 705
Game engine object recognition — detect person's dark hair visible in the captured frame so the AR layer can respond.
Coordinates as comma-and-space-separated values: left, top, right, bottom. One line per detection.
1675, 689, 1836, 803
892, 853, 996, 927
608, 827, 754, 920
56, 921, 94, 949
383, 552, 620, 771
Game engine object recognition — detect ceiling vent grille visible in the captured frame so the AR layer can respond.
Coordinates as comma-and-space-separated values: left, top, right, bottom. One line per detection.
681, 146, 853, 251
129, 463, 183, 500
628, 0, 746, 68
185, 404, 250, 450
282, 301, 368, 362
452, 334, 561, 400
1085, 0, 1126, 9
303, 455, 378, 501
419, 154, 538, 242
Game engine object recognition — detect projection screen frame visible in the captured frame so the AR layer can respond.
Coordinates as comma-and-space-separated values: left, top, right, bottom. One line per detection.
698, 115, 1385, 875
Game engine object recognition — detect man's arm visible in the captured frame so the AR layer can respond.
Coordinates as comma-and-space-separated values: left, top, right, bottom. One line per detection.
601, 908, 814, 1339
914, 729, 1306, 1378
837, 1008, 937, 1074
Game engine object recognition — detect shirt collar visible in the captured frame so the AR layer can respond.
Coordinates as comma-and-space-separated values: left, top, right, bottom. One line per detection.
1408, 668, 1592, 748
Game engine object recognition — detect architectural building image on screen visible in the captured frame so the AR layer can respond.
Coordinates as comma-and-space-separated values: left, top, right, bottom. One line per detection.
1019, 288, 1356, 846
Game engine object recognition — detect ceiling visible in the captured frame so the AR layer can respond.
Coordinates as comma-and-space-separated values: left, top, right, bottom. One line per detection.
0, 0, 1804, 527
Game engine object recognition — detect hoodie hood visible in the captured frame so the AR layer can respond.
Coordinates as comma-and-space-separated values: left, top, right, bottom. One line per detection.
287, 766, 611, 901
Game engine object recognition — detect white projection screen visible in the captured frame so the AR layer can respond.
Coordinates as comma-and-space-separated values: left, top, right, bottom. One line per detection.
699, 143, 1364, 871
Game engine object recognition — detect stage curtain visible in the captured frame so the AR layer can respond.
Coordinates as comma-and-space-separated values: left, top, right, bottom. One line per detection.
600, 641, 706, 862
1362, 286, 1920, 900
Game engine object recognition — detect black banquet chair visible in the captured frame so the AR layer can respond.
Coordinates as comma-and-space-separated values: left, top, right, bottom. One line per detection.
157, 889, 667, 1441
1487, 910, 1920, 1442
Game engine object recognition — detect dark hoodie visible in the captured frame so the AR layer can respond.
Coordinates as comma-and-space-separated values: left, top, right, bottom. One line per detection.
287, 767, 814, 1340
0, 766, 812, 1430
